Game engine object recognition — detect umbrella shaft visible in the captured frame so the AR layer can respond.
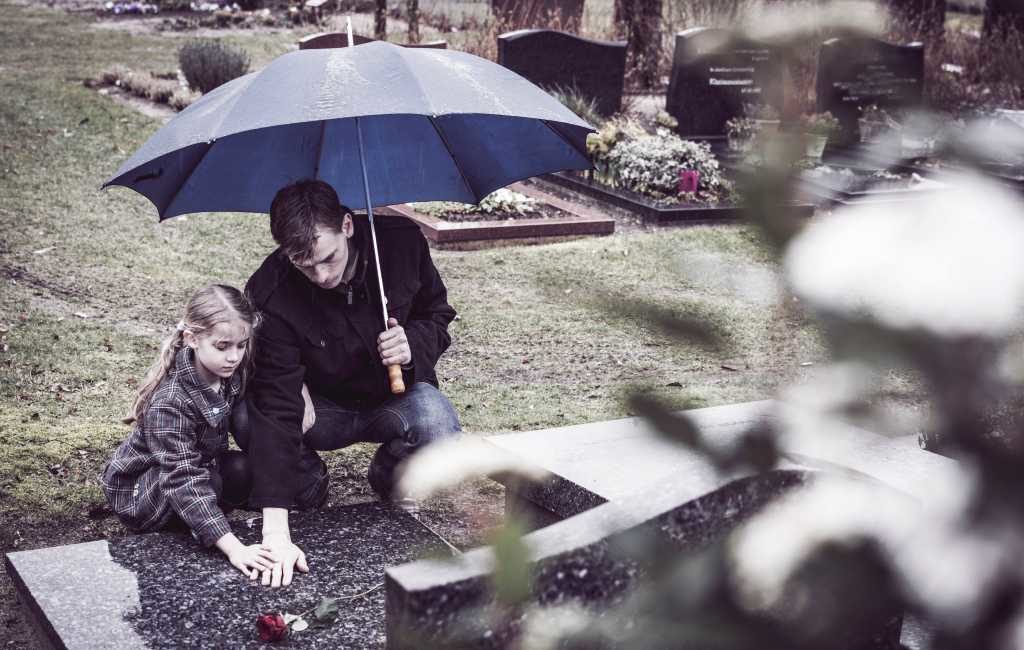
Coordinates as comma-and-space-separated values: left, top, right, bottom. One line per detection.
354, 117, 391, 329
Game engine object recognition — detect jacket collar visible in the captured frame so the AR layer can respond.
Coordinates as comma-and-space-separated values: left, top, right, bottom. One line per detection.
173, 346, 240, 427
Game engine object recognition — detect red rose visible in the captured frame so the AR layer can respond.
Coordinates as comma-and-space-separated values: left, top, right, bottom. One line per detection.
256, 613, 288, 643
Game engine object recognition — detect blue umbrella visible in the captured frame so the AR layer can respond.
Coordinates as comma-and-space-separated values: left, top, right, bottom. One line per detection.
103, 41, 595, 392
102, 41, 594, 217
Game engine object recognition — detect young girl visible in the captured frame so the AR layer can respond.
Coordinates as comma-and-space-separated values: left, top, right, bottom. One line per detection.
101, 284, 276, 579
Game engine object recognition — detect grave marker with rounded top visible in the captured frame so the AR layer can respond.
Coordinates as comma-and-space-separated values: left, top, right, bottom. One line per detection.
665, 27, 785, 139
497, 29, 627, 117
816, 36, 924, 144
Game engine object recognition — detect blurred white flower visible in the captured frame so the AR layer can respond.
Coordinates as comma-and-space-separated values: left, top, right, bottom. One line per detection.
731, 465, 1008, 628
517, 603, 594, 650
730, 476, 916, 611
785, 174, 1024, 337
396, 435, 549, 500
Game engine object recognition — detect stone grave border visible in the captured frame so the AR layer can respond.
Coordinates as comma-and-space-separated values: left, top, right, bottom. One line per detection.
386, 466, 816, 648
798, 163, 951, 206
541, 171, 814, 224
386, 399, 957, 648
384, 181, 614, 247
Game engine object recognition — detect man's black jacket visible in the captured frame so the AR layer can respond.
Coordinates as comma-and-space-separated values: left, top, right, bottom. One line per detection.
244, 215, 456, 508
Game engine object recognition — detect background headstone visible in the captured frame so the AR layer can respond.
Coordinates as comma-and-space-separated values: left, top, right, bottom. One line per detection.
497, 29, 627, 117
816, 36, 924, 143
665, 27, 785, 138
984, 0, 1024, 37
491, 0, 585, 28
298, 32, 447, 49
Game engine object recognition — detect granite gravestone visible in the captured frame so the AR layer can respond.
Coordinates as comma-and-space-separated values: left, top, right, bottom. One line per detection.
497, 29, 627, 117
816, 37, 924, 143
6, 503, 445, 649
387, 400, 955, 648
491, 0, 584, 28
298, 32, 447, 50
665, 27, 785, 138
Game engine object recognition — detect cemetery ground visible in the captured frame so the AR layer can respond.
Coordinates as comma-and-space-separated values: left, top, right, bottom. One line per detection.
0, 3, 941, 646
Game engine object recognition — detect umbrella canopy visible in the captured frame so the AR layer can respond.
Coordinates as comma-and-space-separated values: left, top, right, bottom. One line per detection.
103, 41, 595, 219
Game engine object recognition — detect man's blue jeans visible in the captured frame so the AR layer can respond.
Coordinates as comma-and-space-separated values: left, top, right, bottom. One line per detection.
233, 382, 461, 505
305, 381, 461, 498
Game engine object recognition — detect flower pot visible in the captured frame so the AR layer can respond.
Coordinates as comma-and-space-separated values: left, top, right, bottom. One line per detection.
804, 134, 829, 160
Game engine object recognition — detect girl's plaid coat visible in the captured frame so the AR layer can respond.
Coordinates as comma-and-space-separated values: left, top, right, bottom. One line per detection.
101, 346, 241, 546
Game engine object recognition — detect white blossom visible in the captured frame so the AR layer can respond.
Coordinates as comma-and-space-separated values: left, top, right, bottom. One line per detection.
785, 174, 1024, 337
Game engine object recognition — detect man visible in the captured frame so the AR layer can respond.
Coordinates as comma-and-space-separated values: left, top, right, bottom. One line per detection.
236, 179, 460, 587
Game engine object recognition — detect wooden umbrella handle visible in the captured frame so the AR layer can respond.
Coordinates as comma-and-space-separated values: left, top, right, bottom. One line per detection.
388, 363, 406, 394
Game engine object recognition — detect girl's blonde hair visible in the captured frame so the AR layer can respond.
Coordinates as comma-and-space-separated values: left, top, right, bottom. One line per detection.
125, 284, 260, 425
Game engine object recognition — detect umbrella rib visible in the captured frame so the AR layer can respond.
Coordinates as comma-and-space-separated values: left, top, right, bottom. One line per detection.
313, 120, 327, 179
160, 141, 217, 219
427, 116, 476, 202
540, 120, 590, 162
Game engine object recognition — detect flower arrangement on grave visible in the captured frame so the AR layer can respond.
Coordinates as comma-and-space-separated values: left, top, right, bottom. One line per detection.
799, 111, 842, 138
725, 116, 757, 151
602, 130, 732, 204
585, 116, 648, 185
655, 110, 678, 130
857, 104, 896, 142
409, 187, 538, 220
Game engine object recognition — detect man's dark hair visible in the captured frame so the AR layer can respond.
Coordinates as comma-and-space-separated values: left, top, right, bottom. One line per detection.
269, 179, 351, 261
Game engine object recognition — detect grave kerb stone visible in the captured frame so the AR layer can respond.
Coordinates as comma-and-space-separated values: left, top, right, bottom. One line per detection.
386, 465, 814, 648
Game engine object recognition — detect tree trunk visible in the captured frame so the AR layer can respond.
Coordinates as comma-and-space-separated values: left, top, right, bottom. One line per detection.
985, 0, 1024, 38
614, 0, 663, 90
407, 0, 419, 43
885, 0, 947, 40
374, 0, 387, 40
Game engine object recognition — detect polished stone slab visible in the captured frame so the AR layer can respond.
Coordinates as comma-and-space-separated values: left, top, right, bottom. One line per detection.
387, 467, 820, 649
487, 400, 776, 519
6, 502, 445, 649
485, 400, 954, 522
386, 401, 955, 648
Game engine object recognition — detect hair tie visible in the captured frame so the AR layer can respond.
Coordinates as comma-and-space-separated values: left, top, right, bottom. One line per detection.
175, 320, 186, 332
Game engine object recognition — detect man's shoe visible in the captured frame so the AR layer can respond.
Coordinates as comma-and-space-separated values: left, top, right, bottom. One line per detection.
367, 443, 400, 500
394, 497, 420, 516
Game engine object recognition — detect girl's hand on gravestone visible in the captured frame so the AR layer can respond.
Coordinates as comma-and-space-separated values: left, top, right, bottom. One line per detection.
300, 383, 316, 434
228, 543, 278, 580
260, 533, 309, 588
216, 533, 277, 579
